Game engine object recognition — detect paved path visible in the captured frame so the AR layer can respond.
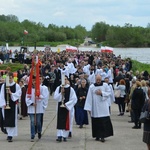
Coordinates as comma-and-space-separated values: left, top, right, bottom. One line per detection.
0, 96, 147, 150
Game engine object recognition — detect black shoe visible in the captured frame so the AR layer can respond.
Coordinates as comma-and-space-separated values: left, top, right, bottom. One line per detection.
128, 121, 133, 123
79, 125, 83, 128
118, 114, 122, 116
95, 137, 100, 141
63, 137, 67, 142
8, 136, 13, 142
38, 133, 41, 139
68, 132, 72, 138
101, 138, 105, 143
121, 113, 124, 116
132, 126, 139, 129
56, 136, 62, 142
2, 129, 7, 134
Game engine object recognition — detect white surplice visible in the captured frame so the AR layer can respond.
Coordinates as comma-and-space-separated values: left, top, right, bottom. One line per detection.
84, 83, 111, 117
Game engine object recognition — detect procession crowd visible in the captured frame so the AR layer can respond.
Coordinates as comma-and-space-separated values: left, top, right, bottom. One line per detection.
0, 50, 150, 149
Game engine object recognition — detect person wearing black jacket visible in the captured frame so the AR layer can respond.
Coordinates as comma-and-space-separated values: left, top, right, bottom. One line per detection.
42, 68, 50, 88
53, 64, 61, 91
75, 79, 89, 128
131, 81, 145, 129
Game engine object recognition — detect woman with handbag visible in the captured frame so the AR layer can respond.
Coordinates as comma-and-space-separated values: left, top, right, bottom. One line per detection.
114, 79, 126, 116
143, 99, 150, 150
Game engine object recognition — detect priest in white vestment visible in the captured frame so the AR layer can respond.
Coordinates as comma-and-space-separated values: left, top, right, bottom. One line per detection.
84, 75, 113, 142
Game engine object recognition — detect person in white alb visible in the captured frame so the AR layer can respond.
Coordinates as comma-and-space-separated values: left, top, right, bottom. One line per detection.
0, 72, 21, 142
84, 75, 113, 142
54, 76, 77, 142
26, 75, 49, 142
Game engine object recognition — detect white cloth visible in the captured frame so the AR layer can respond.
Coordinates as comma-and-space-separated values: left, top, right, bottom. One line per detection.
107, 84, 115, 106
60, 68, 69, 78
100, 71, 108, 81
83, 64, 90, 76
84, 83, 111, 117
107, 69, 113, 83
67, 62, 77, 74
95, 68, 103, 76
88, 71, 95, 85
57, 130, 69, 138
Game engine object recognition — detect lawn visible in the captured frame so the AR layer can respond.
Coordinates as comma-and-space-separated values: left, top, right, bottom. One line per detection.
0, 63, 24, 72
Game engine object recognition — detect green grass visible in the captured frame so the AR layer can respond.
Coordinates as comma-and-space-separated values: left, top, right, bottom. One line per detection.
132, 60, 150, 74
0, 63, 24, 72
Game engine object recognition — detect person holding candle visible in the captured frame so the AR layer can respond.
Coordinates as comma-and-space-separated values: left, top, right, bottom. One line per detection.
0, 72, 21, 142
54, 75, 77, 142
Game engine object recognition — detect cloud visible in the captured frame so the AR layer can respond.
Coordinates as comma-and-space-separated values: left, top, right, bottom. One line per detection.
0, 0, 150, 30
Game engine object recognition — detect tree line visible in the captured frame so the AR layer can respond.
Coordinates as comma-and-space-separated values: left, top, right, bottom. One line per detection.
0, 14, 150, 47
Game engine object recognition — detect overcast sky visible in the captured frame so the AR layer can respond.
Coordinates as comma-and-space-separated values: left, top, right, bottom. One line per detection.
0, 0, 150, 30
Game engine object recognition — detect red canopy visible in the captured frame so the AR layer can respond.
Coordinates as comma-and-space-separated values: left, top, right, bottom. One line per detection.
66, 46, 78, 52
100, 46, 113, 53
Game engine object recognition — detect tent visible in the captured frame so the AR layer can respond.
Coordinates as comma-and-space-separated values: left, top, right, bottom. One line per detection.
100, 46, 113, 53
66, 46, 78, 52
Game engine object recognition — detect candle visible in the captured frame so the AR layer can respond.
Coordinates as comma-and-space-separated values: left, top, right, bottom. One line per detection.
6, 76, 9, 86
61, 73, 65, 86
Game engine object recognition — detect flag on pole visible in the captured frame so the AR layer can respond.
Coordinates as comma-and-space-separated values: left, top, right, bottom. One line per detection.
27, 55, 40, 98
35, 56, 40, 97
27, 56, 34, 98
24, 30, 28, 34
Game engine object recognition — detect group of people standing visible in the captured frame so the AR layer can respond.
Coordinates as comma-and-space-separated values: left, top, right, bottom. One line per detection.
0, 49, 150, 149
0, 71, 49, 142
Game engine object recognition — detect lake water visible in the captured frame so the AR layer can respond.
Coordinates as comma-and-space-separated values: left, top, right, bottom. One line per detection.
8, 46, 150, 64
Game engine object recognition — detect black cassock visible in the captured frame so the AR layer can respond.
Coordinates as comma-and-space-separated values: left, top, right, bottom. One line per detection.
57, 87, 70, 130
3, 84, 16, 127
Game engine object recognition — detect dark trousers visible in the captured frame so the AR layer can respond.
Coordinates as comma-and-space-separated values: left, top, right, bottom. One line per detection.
118, 97, 125, 113
49, 82, 54, 95
132, 109, 141, 127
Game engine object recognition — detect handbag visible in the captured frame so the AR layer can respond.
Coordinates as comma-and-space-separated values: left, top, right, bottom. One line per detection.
124, 93, 130, 103
139, 111, 149, 123
114, 89, 121, 98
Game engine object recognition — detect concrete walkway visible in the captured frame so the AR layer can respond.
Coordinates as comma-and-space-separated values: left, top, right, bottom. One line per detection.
0, 95, 147, 150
